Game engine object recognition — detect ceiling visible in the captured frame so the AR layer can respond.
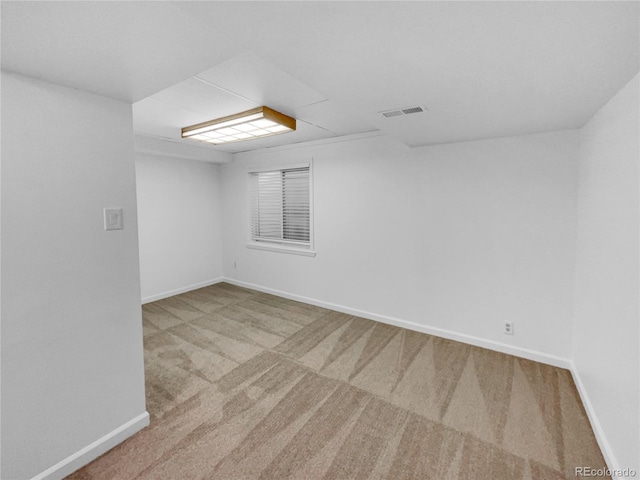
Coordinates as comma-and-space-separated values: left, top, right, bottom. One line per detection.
133, 52, 377, 153
2, 1, 639, 156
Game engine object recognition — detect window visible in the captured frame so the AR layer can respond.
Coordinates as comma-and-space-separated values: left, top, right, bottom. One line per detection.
248, 164, 314, 255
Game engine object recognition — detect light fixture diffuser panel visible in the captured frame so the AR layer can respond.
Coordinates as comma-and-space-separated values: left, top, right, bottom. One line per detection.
182, 106, 296, 145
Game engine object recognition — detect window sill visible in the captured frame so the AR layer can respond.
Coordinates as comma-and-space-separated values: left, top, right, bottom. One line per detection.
246, 243, 316, 257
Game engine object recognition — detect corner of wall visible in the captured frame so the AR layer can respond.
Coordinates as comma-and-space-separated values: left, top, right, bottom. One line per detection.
570, 72, 640, 476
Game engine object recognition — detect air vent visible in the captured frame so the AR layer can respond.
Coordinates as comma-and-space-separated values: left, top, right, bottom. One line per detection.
380, 105, 427, 118
401, 106, 424, 115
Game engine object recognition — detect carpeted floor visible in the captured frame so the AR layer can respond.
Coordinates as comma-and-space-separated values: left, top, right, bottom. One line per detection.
68, 283, 608, 479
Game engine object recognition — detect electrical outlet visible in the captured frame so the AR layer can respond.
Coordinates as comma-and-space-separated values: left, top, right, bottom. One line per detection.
233, 260, 237, 269
504, 322, 514, 335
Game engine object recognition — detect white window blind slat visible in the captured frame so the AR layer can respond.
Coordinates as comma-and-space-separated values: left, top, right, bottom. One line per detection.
250, 166, 310, 245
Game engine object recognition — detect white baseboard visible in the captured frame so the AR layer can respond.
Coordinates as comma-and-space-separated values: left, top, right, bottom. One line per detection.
32, 411, 150, 480
141, 277, 224, 304
222, 277, 571, 369
569, 363, 621, 478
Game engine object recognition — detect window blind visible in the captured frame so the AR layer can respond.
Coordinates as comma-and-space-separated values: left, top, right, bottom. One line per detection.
250, 166, 310, 244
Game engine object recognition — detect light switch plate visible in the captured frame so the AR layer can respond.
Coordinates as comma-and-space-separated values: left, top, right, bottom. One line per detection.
104, 208, 123, 230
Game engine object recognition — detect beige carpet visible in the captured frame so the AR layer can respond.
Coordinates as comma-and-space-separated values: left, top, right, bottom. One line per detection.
68, 283, 608, 479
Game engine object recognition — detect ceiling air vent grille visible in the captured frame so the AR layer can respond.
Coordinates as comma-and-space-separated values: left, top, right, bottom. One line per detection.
401, 106, 424, 115
380, 105, 427, 118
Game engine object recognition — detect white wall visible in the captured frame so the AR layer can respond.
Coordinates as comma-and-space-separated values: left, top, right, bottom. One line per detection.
221, 130, 580, 363
573, 73, 639, 473
1, 72, 147, 479
136, 153, 224, 302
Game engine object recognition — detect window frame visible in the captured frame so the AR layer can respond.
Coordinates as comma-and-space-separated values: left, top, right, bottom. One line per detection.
246, 161, 315, 257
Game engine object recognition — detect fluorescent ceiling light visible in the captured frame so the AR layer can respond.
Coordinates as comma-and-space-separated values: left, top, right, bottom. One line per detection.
182, 106, 296, 145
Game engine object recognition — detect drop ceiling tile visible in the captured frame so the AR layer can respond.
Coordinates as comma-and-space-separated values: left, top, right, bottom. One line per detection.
133, 97, 213, 140
293, 100, 377, 136
196, 52, 327, 111
151, 77, 258, 118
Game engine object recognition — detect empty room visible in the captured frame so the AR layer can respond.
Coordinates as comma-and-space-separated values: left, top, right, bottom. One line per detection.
1, 1, 638, 479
